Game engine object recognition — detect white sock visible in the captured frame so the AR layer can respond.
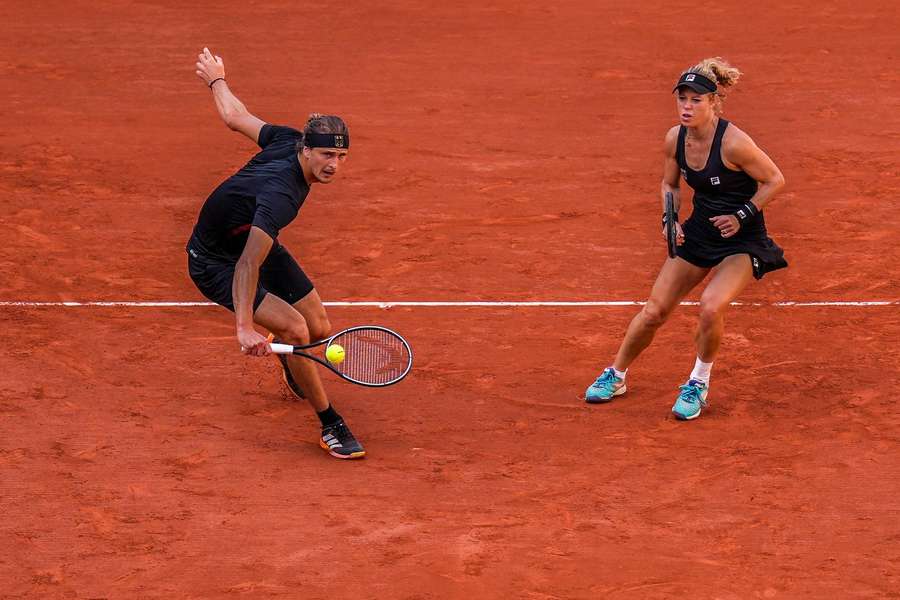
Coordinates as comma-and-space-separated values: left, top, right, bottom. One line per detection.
690, 357, 713, 383
611, 366, 627, 380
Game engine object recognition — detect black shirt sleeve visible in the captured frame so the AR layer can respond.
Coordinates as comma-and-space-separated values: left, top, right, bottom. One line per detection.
258, 124, 303, 149
251, 179, 299, 240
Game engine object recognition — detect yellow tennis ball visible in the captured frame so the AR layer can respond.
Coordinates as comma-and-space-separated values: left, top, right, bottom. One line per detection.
326, 344, 345, 364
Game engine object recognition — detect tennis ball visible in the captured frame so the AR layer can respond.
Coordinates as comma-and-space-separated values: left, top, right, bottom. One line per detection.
325, 344, 345, 364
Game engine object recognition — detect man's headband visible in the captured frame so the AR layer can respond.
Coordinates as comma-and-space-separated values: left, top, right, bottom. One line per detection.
672, 72, 717, 94
304, 133, 350, 149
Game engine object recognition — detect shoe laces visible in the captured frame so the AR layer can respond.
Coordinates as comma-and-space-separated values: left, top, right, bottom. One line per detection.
593, 369, 619, 387
328, 421, 354, 442
677, 381, 706, 406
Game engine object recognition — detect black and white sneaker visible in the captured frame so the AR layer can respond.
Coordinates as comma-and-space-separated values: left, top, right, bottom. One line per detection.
320, 421, 366, 459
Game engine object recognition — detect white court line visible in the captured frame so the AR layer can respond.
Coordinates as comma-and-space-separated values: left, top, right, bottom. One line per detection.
0, 300, 896, 308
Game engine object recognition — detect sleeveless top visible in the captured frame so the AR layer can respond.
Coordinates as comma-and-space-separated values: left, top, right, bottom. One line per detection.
676, 118, 765, 234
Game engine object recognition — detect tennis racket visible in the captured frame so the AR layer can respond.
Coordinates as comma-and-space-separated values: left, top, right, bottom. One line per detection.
664, 191, 677, 259
269, 326, 412, 387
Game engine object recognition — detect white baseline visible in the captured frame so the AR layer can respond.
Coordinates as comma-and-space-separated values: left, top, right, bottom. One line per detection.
0, 300, 896, 308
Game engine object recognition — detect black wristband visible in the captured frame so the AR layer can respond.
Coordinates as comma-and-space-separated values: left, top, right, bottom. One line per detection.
208, 77, 225, 89
662, 211, 679, 226
733, 202, 758, 224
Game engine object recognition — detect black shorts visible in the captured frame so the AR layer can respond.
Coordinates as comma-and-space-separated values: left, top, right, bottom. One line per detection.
187, 243, 314, 312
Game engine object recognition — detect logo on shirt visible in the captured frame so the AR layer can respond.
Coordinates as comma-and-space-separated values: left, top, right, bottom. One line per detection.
685, 74, 696, 82
334, 135, 346, 148
710, 176, 720, 185
680, 168, 687, 179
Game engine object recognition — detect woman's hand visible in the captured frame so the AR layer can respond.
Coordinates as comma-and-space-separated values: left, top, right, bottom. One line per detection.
195, 47, 225, 87
662, 220, 686, 245
710, 214, 740, 238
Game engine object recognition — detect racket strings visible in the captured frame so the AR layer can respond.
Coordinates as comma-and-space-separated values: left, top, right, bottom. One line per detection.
332, 328, 410, 385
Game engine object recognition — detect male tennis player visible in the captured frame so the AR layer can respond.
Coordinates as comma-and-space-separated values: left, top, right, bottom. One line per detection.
585, 57, 787, 420
186, 48, 364, 459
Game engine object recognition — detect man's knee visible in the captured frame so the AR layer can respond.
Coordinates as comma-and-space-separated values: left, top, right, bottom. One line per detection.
308, 316, 332, 342
277, 317, 311, 345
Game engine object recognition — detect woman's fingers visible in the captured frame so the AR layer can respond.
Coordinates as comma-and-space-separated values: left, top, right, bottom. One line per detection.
709, 215, 737, 237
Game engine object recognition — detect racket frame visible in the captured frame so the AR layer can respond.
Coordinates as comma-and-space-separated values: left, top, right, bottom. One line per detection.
270, 325, 413, 387
665, 191, 677, 259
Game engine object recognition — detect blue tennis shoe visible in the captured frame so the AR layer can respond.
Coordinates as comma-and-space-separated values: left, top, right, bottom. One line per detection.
672, 379, 709, 420
585, 368, 626, 404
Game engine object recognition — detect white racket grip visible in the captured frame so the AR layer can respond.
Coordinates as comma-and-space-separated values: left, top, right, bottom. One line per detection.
269, 343, 295, 354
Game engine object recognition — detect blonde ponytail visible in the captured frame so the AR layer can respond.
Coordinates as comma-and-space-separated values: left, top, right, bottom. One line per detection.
693, 57, 741, 88
683, 57, 742, 113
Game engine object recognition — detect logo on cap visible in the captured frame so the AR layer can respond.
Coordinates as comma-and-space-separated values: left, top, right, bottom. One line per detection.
334, 135, 345, 148
685, 74, 696, 82
710, 176, 720, 185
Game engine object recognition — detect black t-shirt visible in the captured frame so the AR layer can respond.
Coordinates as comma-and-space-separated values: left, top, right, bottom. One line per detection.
188, 124, 310, 260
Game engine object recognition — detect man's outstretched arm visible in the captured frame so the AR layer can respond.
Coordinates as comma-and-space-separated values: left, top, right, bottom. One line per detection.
195, 47, 265, 144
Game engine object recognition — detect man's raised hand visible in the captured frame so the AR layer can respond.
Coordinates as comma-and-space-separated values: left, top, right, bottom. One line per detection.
195, 47, 225, 87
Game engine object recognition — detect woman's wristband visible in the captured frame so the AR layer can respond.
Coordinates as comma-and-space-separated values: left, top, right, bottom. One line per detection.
208, 77, 225, 89
733, 202, 758, 224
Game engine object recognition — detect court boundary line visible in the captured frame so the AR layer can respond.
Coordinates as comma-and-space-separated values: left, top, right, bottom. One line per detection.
0, 300, 896, 308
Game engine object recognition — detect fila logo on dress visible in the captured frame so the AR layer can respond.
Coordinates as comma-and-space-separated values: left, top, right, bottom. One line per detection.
710, 176, 720, 185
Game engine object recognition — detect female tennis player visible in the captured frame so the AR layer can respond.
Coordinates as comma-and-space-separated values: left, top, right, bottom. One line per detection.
187, 48, 364, 458
585, 57, 787, 420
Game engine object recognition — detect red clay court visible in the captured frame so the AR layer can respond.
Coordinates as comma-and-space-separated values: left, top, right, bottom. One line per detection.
2, 1, 899, 598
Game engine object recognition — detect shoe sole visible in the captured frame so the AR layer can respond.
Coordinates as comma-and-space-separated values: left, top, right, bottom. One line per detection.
585, 384, 627, 404
319, 439, 366, 459
672, 407, 701, 420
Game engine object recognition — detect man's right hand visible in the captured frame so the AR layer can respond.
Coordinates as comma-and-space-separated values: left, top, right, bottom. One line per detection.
238, 327, 271, 356
195, 47, 225, 87
193, 48, 266, 143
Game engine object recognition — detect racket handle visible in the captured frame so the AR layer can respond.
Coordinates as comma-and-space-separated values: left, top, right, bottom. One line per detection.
269, 343, 294, 354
